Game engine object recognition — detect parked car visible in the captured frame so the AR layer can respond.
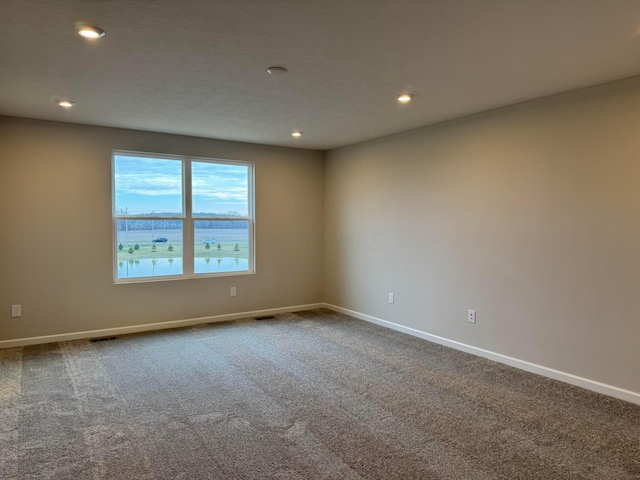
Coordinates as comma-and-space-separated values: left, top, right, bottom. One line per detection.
152, 237, 168, 243
201, 238, 217, 244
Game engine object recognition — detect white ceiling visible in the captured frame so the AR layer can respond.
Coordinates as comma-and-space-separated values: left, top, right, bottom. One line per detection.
2, 1, 640, 150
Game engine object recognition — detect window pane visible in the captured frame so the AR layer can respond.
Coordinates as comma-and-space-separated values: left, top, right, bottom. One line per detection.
194, 220, 249, 274
114, 155, 183, 216
192, 162, 248, 217
116, 220, 183, 278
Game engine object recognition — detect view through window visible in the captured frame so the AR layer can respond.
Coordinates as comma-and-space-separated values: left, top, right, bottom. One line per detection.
113, 151, 254, 282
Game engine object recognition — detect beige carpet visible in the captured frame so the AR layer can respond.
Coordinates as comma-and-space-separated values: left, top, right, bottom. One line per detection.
1, 308, 639, 479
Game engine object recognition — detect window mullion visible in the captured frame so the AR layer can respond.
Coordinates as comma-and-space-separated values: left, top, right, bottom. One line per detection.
183, 159, 194, 276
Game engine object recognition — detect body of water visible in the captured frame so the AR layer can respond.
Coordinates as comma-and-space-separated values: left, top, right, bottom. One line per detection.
117, 257, 249, 278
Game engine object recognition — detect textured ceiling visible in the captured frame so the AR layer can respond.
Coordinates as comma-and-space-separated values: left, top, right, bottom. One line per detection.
2, 0, 640, 150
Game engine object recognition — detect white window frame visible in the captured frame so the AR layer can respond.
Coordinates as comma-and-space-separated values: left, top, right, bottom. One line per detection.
112, 150, 255, 283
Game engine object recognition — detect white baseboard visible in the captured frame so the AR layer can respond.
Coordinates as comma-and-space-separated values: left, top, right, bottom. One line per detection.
5, 301, 639, 406
0, 303, 325, 349
324, 303, 640, 406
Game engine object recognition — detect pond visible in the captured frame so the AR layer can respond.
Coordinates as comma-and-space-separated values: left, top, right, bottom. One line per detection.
117, 257, 249, 278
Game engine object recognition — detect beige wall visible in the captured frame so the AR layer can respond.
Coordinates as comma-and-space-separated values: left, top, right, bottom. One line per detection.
324, 77, 640, 394
0, 117, 324, 341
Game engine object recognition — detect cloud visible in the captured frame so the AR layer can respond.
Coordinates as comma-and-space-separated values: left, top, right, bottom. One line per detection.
117, 175, 183, 196
115, 155, 248, 203
115, 156, 183, 196
192, 162, 248, 204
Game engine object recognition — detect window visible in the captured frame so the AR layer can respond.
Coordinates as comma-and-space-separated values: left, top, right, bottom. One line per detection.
112, 151, 254, 282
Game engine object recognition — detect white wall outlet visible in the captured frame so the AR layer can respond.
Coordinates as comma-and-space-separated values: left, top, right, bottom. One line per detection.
468, 310, 476, 324
11, 305, 21, 318
388, 292, 394, 304
230, 286, 237, 297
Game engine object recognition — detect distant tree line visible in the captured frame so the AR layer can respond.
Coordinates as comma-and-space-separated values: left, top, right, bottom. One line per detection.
116, 212, 247, 231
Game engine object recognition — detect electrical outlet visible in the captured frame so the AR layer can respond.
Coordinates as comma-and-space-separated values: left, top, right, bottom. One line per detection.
468, 310, 476, 324
388, 292, 394, 304
230, 286, 237, 297
11, 305, 21, 318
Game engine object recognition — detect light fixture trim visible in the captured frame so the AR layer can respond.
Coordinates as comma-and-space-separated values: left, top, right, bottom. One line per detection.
55, 99, 76, 108
291, 131, 303, 137
397, 93, 414, 103
75, 24, 106, 39
267, 66, 288, 75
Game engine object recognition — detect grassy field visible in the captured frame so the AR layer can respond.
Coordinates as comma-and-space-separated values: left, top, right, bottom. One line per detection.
117, 242, 248, 261
116, 228, 249, 261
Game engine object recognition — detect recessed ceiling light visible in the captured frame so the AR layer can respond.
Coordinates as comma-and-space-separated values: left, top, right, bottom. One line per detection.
397, 93, 414, 103
291, 131, 303, 137
267, 66, 288, 75
75, 24, 106, 39
55, 99, 76, 108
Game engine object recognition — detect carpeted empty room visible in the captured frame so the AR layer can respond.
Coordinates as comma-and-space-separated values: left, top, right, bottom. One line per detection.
1, 309, 639, 479
6, 2, 640, 479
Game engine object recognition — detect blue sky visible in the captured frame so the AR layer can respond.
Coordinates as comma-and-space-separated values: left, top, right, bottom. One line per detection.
114, 155, 248, 215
